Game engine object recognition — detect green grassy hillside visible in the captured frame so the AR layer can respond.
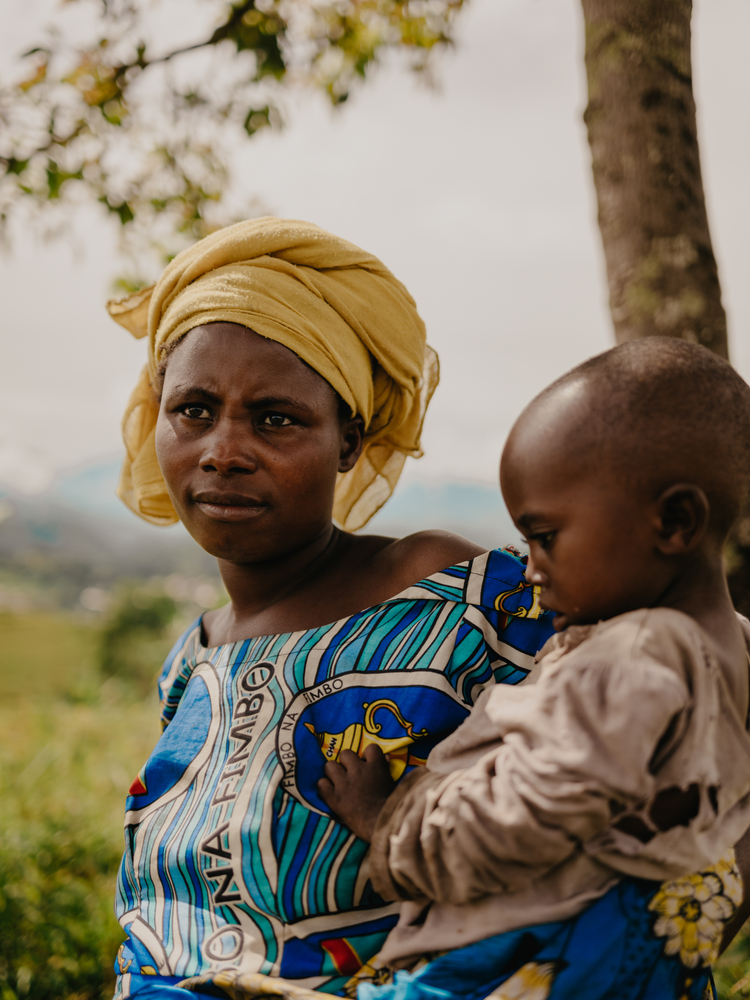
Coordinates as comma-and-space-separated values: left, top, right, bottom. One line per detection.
0, 610, 162, 1000
0, 610, 100, 698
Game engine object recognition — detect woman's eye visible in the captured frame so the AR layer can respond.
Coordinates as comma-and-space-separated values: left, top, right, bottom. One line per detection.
261, 413, 293, 427
181, 405, 211, 420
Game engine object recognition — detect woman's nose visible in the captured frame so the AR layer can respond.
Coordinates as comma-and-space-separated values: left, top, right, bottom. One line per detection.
200, 424, 257, 475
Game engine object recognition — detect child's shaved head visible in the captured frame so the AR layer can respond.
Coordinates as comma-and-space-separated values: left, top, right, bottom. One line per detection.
507, 338, 750, 539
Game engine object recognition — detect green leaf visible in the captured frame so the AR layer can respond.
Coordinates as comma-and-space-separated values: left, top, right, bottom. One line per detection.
3, 159, 29, 177
242, 105, 271, 136
98, 195, 135, 225
45, 161, 84, 199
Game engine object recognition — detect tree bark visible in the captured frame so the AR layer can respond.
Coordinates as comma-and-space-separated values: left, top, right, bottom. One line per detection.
581, 0, 728, 358
582, 5, 750, 963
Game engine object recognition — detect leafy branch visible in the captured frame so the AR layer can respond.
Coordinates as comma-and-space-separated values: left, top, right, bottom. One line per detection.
0, 0, 467, 275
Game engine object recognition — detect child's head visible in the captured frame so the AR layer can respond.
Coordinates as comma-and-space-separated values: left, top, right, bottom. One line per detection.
500, 337, 750, 629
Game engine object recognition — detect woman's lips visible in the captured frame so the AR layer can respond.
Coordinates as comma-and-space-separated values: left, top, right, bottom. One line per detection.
193, 495, 268, 522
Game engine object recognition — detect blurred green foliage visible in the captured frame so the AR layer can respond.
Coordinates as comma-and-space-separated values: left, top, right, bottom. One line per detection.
716, 929, 750, 997
0, 813, 124, 1000
0, 0, 467, 270
99, 585, 178, 693
0, 601, 167, 999
0, 609, 99, 699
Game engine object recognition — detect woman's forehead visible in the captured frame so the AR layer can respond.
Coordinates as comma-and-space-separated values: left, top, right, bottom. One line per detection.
164, 323, 334, 395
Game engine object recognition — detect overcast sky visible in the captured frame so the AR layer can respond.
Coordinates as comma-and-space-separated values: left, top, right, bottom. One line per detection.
1, 0, 749, 499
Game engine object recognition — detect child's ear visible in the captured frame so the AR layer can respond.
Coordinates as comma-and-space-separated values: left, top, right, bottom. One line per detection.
655, 484, 709, 555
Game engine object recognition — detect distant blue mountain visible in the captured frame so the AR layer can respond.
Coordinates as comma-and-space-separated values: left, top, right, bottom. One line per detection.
50, 457, 135, 522
369, 478, 519, 550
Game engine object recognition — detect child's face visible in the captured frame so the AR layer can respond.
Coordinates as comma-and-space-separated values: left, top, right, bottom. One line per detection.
155, 323, 361, 564
501, 425, 671, 631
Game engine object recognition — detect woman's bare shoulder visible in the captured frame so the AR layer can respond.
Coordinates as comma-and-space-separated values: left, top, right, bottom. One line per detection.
370, 530, 486, 593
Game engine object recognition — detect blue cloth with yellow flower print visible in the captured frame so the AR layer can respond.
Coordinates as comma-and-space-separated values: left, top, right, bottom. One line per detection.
355, 853, 742, 1000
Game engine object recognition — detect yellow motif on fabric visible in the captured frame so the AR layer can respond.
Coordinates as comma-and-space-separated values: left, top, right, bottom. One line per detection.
494, 582, 544, 623
649, 849, 742, 968
483, 961, 557, 1000
341, 953, 398, 998
115, 943, 133, 974
177, 970, 322, 999
305, 699, 428, 780
341, 951, 436, 998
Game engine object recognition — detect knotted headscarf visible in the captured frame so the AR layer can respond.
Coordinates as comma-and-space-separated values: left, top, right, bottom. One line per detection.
107, 217, 439, 531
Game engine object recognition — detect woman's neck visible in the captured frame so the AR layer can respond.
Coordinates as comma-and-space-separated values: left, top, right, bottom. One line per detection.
208, 524, 341, 637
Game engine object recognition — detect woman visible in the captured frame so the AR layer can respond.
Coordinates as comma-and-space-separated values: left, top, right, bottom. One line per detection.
108, 218, 554, 999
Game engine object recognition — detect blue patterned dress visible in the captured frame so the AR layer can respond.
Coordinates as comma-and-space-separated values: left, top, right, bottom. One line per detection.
113, 549, 554, 998
350, 853, 742, 1000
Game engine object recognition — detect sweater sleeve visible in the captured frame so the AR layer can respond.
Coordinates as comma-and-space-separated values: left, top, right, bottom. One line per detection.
368, 618, 691, 905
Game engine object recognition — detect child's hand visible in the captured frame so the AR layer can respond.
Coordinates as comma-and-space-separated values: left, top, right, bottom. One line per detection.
317, 744, 396, 842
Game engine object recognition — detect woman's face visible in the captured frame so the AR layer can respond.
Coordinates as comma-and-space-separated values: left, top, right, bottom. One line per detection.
155, 322, 363, 563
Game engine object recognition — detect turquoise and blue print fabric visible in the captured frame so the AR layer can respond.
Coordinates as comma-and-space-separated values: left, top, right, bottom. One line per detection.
113, 549, 554, 998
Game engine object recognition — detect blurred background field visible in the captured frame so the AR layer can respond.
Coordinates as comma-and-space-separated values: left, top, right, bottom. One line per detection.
0, 464, 230, 998
0, 593, 220, 997
0, 673, 155, 1000
0, 575, 215, 998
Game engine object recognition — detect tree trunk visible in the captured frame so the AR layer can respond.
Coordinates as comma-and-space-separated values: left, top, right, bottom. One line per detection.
582, 9, 750, 954
581, 0, 728, 358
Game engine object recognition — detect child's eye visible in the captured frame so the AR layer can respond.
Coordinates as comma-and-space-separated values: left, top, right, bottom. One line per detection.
524, 530, 556, 550
260, 413, 293, 428
532, 531, 556, 550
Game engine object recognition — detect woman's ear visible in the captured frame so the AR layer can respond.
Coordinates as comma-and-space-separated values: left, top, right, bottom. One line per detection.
339, 416, 365, 472
655, 483, 710, 555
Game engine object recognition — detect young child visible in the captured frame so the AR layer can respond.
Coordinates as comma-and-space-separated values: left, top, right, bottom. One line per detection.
319, 338, 750, 1000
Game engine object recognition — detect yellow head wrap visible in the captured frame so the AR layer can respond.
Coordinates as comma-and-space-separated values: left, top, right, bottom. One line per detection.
107, 217, 439, 531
